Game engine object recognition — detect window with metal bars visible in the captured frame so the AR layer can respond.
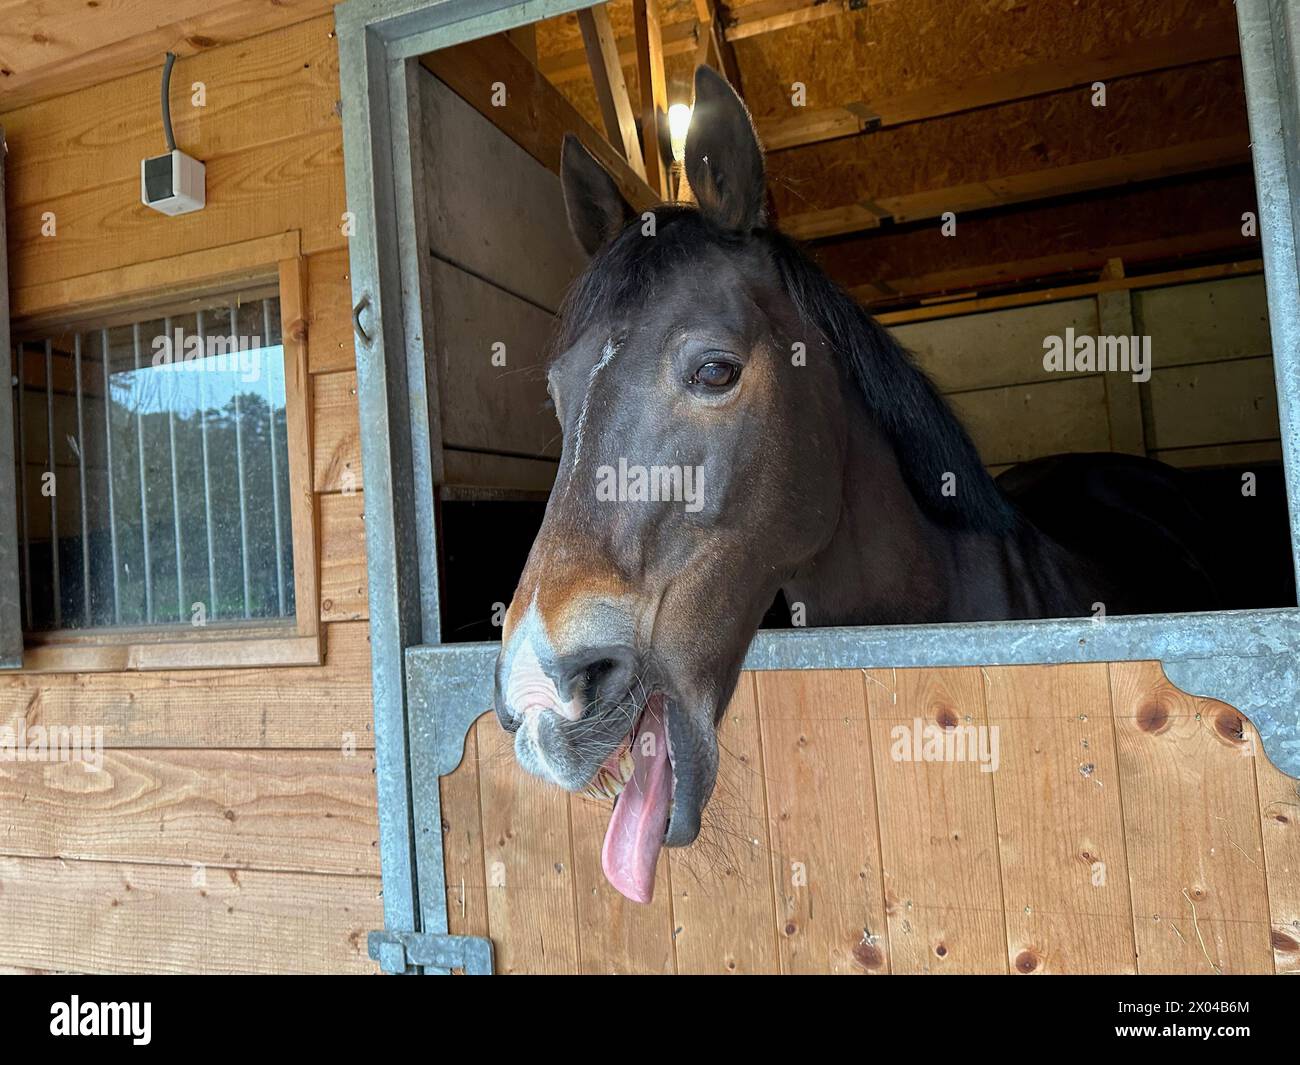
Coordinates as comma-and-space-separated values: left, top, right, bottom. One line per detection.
11, 289, 295, 634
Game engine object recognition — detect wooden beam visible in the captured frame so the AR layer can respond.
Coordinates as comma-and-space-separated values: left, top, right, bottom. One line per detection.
848, 228, 1255, 306
633, 0, 671, 199
421, 34, 659, 213
872, 260, 1264, 327
757, 21, 1241, 151
540, 0, 892, 83
578, 5, 646, 179
781, 135, 1251, 242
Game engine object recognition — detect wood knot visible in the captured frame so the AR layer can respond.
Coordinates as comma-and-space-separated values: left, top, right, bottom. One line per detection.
852, 942, 884, 970
783, 922, 798, 937
1270, 928, 1299, 954
934, 942, 948, 958
1136, 696, 1171, 734
187, 35, 218, 48
1014, 949, 1040, 974
935, 705, 959, 730
1211, 705, 1247, 746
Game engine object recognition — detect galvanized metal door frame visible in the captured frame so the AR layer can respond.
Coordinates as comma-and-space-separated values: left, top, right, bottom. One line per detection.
0, 128, 21, 669
337, 0, 1300, 974
335, 0, 607, 975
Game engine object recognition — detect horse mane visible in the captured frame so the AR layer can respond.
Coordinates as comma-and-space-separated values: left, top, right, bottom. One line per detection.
554, 206, 1015, 534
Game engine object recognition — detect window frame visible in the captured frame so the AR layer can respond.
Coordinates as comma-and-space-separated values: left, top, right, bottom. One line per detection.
6, 231, 320, 672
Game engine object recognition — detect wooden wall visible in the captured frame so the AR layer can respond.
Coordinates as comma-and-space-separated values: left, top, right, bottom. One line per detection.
443, 662, 1300, 974
889, 273, 1279, 473
418, 68, 583, 492
0, 14, 380, 973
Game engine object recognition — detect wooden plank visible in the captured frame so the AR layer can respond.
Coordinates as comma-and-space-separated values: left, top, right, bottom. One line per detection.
7, 129, 346, 294
873, 260, 1264, 327
577, 5, 646, 179
20, 633, 324, 673
865, 667, 1007, 973
983, 665, 1137, 974
0, 620, 373, 747
1145, 355, 1278, 452
757, 22, 1240, 151
441, 450, 557, 494
442, 717, 490, 949
421, 34, 658, 215
0, 748, 378, 876
418, 70, 588, 313
12, 232, 297, 325
0, 856, 379, 974
756, 670, 890, 974
854, 229, 1255, 308
632, 0, 670, 200
539, 18, 698, 84
1151, 440, 1283, 469
1097, 289, 1146, 455
1109, 662, 1273, 974
670, 673, 781, 973
782, 136, 1251, 242
319, 490, 367, 623
0, 16, 341, 209
567, 792, 675, 973
305, 248, 355, 374
1132, 274, 1273, 367
313, 371, 360, 494
278, 252, 320, 641
948, 376, 1111, 469
889, 297, 1100, 393
474, 715, 580, 974
0, 0, 338, 112
1255, 749, 1300, 973
431, 259, 561, 460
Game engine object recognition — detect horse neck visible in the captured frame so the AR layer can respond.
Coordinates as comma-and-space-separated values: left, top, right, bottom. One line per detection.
781, 418, 1085, 625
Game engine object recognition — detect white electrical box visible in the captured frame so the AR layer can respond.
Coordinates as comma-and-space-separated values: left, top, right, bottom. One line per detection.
140, 149, 206, 216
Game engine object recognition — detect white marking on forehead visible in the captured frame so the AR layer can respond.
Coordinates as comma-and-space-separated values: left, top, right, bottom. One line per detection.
571, 336, 620, 474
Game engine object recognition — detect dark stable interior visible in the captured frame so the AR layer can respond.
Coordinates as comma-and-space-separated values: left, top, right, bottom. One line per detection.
437, 462, 1296, 644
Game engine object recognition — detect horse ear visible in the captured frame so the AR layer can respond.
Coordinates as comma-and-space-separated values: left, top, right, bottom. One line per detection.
561, 133, 634, 256
684, 66, 766, 232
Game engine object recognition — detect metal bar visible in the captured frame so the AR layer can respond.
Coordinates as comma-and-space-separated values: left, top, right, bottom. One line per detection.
43, 340, 60, 627
197, 310, 218, 620
15, 342, 31, 628
0, 126, 21, 667
337, 15, 424, 958
102, 329, 121, 624
262, 299, 287, 616
132, 322, 153, 623
74, 334, 90, 626
1238, 0, 1300, 588
164, 317, 185, 621
230, 300, 251, 619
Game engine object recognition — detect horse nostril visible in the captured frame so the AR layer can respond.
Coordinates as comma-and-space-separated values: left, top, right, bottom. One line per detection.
560, 647, 637, 713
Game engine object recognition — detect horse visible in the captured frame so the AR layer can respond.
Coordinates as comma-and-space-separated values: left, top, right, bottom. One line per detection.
492, 66, 1219, 903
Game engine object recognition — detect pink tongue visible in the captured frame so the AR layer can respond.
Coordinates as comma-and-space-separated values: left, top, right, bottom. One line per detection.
601, 695, 671, 904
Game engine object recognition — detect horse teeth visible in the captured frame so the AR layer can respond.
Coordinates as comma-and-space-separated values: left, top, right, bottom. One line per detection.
619, 751, 634, 781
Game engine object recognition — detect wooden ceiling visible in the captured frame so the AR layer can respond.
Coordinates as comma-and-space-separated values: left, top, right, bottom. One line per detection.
527, 0, 1257, 307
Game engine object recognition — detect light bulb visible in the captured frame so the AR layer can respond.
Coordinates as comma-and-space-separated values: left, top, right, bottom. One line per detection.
668, 103, 693, 163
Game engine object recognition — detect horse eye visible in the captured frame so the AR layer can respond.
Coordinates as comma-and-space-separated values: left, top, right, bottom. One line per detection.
690, 361, 740, 389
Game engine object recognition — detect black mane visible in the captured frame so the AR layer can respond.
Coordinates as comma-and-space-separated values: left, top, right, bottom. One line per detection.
555, 206, 1015, 534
